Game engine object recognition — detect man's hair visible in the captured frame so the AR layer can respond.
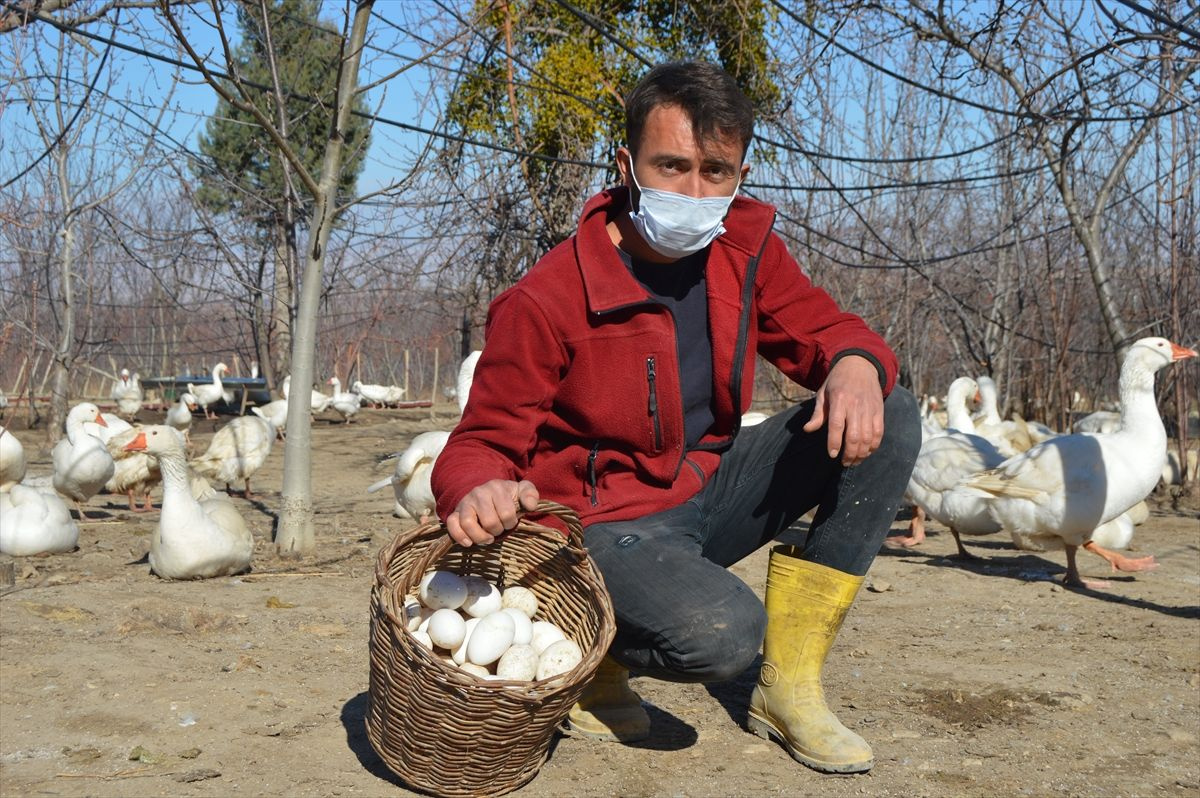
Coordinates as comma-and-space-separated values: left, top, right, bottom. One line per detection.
625, 61, 755, 161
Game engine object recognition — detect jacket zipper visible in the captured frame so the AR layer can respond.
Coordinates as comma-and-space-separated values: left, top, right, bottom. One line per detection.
646, 356, 663, 452
587, 441, 600, 506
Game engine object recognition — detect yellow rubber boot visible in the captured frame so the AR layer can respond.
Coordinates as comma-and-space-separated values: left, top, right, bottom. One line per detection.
747, 545, 873, 773
566, 655, 651, 742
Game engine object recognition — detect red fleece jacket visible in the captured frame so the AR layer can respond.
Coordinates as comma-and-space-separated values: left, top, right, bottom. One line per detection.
431, 187, 898, 528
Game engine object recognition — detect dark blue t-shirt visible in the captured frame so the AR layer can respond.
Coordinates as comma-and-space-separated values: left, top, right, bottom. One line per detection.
616, 247, 715, 449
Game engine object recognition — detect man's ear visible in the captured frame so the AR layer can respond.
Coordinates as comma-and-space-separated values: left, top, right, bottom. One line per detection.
739, 162, 751, 183
615, 146, 633, 185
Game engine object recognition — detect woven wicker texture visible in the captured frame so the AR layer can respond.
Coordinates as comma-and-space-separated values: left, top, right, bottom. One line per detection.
367, 501, 615, 798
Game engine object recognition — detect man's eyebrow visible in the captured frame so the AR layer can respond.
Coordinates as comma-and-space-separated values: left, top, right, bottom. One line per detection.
646, 152, 690, 165
701, 156, 738, 172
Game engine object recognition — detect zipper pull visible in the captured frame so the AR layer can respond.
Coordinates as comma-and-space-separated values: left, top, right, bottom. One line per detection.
646, 357, 657, 416
587, 441, 600, 506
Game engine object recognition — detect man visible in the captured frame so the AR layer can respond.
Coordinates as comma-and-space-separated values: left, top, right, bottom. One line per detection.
431, 61, 920, 774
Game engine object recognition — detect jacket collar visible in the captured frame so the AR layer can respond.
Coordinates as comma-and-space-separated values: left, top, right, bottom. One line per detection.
574, 186, 778, 315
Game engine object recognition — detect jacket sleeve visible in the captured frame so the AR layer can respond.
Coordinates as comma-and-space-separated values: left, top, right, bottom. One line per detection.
752, 234, 898, 395
431, 286, 566, 520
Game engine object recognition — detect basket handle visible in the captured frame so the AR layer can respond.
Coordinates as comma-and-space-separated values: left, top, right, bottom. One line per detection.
393, 499, 588, 591
515, 499, 585, 549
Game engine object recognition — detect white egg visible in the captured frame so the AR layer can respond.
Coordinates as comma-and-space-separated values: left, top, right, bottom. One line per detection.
459, 662, 490, 679
529, 621, 566, 655
402, 597, 433, 632
536, 638, 583, 681
495, 644, 538, 681
500, 585, 539, 618
410, 629, 433, 650
460, 576, 503, 618
467, 611, 516, 666
502, 607, 533, 646
418, 570, 468, 610
426, 608, 467, 649
452, 617, 481, 665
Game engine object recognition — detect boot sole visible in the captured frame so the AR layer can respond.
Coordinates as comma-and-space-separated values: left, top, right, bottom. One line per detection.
746, 713, 874, 774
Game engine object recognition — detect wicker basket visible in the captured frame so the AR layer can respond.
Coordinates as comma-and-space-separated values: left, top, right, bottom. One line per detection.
366, 501, 615, 798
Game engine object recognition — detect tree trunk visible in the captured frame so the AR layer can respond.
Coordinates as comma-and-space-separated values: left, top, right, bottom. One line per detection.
274, 0, 373, 555
270, 219, 295, 382
45, 158, 76, 448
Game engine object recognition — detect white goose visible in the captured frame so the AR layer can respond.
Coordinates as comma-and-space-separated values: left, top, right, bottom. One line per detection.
124, 425, 253, 580
165, 392, 197, 445
384, 385, 407, 405
2, 426, 79, 556
51, 402, 116, 520
352, 380, 392, 408
189, 414, 276, 498
327, 377, 361, 424
962, 337, 1196, 588
456, 350, 482, 414
282, 374, 331, 414
894, 428, 1007, 554
190, 363, 230, 419
104, 425, 160, 512
251, 399, 289, 439
367, 430, 450, 522
111, 368, 143, 421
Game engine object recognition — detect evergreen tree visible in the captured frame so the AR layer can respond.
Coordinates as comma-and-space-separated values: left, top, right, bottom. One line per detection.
194, 0, 371, 228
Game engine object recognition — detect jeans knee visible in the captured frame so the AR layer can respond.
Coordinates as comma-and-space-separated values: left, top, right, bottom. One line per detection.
881, 386, 922, 465
663, 596, 766, 682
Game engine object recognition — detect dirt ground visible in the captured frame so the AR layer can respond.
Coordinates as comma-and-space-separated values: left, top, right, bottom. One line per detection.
2, 406, 1198, 798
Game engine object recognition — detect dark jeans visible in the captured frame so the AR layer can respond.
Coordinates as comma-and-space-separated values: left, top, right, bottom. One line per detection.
584, 386, 920, 683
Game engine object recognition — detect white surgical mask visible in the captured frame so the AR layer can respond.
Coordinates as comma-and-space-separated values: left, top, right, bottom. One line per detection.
628, 169, 740, 259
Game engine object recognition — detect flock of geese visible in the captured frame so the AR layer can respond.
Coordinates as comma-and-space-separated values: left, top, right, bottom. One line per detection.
0, 338, 1195, 590
0, 361, 416, 580
898, 336, 1196, 588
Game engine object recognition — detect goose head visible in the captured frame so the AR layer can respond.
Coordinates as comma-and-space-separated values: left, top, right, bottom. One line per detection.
1121, 337, 1198, 391
123, 425, 185, 456
67, 402, 106, 433
180, 392, 198, 411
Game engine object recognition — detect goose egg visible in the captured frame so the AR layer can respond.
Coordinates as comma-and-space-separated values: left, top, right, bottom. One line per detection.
495, 644, 538, 681
467, 611, 516, 666
461, 576, 503, 618
452, 617, 481, 665
410, 629, 433, 650
529, 621, 566, 655
536, 639, 583, 680
426, 608, 467, 649
402, 597, 433, 632
459, 662, 490, 679
418, 570, 467, 610
502, 608, 533, 646
500, 586, 539, 618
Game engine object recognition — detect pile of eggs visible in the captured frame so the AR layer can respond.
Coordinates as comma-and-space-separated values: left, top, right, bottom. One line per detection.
403, 570, 584, 682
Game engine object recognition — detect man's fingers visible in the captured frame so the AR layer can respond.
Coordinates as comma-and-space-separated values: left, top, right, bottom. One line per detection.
802, 389, 827, 434
517, 481, 540, 511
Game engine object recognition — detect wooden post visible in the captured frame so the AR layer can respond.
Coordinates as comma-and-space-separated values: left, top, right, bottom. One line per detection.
9, 357, 29, 397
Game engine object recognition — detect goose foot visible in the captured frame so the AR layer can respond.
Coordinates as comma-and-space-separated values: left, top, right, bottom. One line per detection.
885, 507, 925, 548
1064, 544, 1111, 589
1083, 541, 1158, 573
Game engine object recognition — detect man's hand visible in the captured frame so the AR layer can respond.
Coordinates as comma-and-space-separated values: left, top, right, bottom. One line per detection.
802, 355, 884, 466
446, 479, 540, 547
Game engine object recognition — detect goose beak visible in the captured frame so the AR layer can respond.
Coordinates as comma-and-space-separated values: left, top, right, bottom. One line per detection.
123, 431, 148, 452
95, 412, 108, 427
1171, 343, 1198, 361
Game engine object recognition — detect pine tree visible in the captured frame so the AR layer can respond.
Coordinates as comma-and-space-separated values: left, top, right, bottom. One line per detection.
194, 0, 370, 227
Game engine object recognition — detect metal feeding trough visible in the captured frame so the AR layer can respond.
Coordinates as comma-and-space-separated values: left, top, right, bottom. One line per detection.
141, 375, 272, 415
